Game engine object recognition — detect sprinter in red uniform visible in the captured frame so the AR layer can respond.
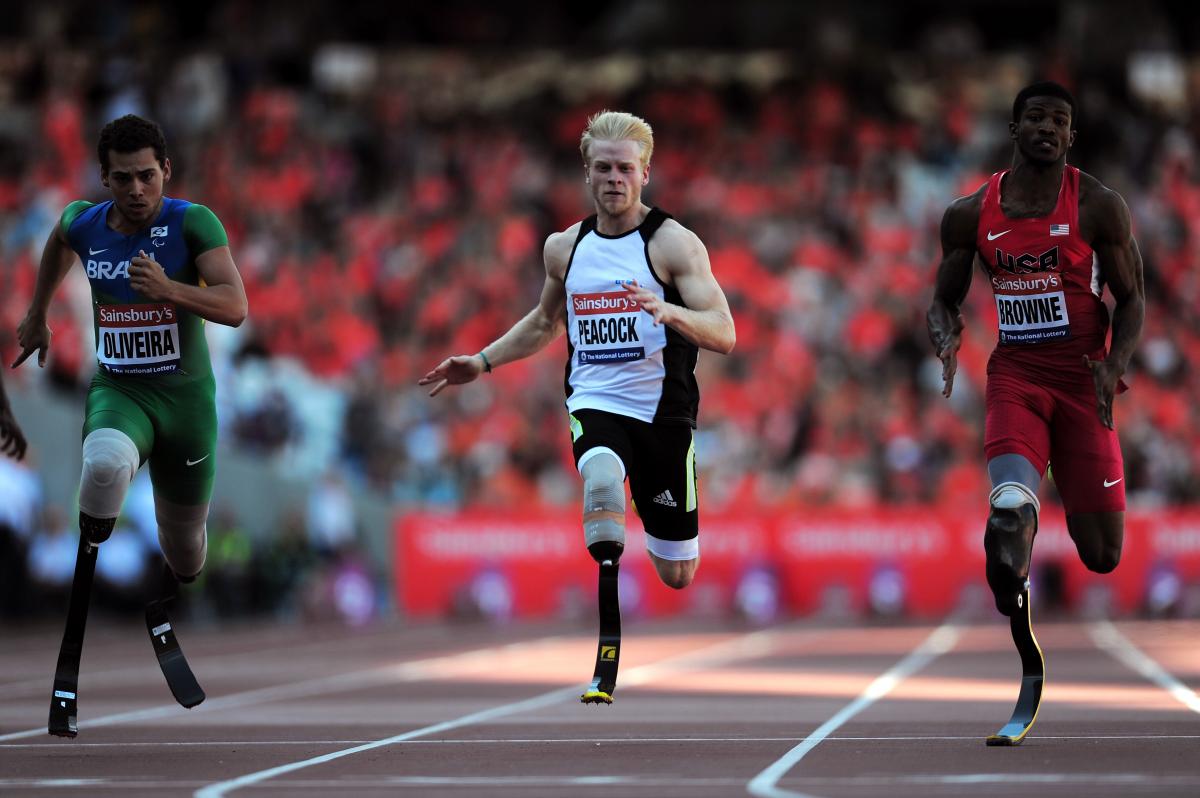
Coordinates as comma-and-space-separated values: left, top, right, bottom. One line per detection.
927, 81, 1145, 744
928, 81, 1144, 617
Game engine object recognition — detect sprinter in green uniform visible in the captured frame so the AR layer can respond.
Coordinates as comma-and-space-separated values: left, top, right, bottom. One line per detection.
14, 114, 247, 733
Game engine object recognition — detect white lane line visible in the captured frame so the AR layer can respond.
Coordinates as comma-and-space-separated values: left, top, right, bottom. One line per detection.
194, 629, 780, 798
11, 777, 750, 790
0, 740, 375, 748
827, 773, 1176, 785
6, 733, 1200, 750
193, 687, 580, 797
1090, 620, 1200, 714
746, 620, 962, 798
281, 772, 1192, 786
0, 636, 566, 742
200, 773, 1193, 787
9, 772, 1196, 790
0, 625, 784, 744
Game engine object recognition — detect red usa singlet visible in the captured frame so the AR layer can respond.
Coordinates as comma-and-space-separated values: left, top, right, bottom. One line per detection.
977, 166, 1111, 388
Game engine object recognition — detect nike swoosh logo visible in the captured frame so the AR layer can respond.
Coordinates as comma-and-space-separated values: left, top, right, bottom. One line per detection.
1104, 478, 1123, 488
986, 230, 1012, 241
186, 455, 210, 467
89, 247, 108, 255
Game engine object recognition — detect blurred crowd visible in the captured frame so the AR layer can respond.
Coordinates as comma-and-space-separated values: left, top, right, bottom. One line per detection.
1, 0, 1198, 566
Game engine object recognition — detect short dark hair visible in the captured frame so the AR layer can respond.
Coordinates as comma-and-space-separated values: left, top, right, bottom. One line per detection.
1012, 81, 1076, 124
96, 114, 168, 170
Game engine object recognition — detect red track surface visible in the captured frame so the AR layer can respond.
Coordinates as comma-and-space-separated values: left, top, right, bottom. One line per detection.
2, 614, 1199, 797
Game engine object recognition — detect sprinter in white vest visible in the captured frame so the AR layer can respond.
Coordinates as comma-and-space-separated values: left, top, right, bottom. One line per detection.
421, 109, 735, 596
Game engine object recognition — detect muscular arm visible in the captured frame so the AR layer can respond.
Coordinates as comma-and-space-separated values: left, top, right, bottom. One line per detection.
478, 237, 569, 367
633, 224, 735, 354
129, 245, 248, 327
129, 205, 247, 326
926, 191, 982, 397
13, 225, 77, 367
1085, 187, 1145, 428
420, 230, 570, 395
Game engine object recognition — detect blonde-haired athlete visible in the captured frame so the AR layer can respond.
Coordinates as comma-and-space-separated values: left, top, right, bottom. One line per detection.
421, 109, 734, 703
579, 109, 655, 167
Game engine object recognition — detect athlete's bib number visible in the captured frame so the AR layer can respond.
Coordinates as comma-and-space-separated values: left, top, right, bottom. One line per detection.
572, 291, 645, 365
96, 303, 181, 374
995, 291, 1070, 344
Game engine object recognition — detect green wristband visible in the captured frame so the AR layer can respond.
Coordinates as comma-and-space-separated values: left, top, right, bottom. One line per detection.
478, 350, 492, 373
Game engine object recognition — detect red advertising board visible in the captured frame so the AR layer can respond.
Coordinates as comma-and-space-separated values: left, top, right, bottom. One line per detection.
395, 508, 1200, 619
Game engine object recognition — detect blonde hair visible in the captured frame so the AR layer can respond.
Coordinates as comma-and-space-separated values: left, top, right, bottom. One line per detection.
579, 110, 654, 167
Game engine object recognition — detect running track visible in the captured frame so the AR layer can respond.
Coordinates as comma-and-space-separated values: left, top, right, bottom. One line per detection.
2, 613, 1199, 797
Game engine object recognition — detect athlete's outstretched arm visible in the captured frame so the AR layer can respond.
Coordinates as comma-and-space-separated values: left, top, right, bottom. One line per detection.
927, 194, 981, 398
13, 225, 77, 368
420, 231, 570, 396
628, 224, 735, 354
1085, 190, 1145, 430
128, 246, 248, 327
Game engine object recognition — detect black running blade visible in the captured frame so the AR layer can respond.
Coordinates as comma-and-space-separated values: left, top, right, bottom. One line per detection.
47, 538, 98, 738
48, 680, 79, 738
145, 601, 205, 708
581, 561, 620, 704
987, 586, 1044, 746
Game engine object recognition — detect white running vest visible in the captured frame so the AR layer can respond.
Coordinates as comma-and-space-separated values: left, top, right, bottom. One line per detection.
564, 209, 698, 425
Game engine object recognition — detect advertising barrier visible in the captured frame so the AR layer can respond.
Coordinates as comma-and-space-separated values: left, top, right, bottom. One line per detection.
395, 508, 1200, 619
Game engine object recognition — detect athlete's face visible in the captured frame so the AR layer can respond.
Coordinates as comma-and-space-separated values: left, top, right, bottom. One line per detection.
102, 147, 171, 226
1010, 97, 1075, 165
584, 139, 649, 217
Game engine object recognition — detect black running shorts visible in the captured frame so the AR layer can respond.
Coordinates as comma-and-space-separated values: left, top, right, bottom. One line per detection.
569, 408, 698, 556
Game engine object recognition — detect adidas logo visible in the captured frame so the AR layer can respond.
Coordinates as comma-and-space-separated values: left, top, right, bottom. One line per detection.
652, 490, 677, 508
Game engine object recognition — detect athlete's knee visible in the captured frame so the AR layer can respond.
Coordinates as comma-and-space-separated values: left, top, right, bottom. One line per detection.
647, 533, 699, 589
580, 450, 626, 564
1068, 514, 1124, 575
653, 557, 697, 590
78, 429, 140, 522
660, 564, 694, 590
1088, 548, 1120, 574
78, 513, 116, 545
1079, 542, 1121, 574
156, 499, 210, 580
662, 573, 691, 590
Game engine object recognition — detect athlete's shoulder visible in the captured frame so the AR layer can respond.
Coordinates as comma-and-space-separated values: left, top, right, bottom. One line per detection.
180, 200, 223, 222
1076, 170, 1131, 240
162, 196, 218, 216
645, 217, 709, 281
1076, 169, 1128, 212
544, 220, 584, 274
941, 183, 986, 245
948, 181, 988, 217
62, 199, 97, 215
58, 200, 100, 241
655, 215, 696, 240
60, 199, 99, 224
657, 214, 700, 249
651, 217, 705, 256
181, 202, 230, 254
